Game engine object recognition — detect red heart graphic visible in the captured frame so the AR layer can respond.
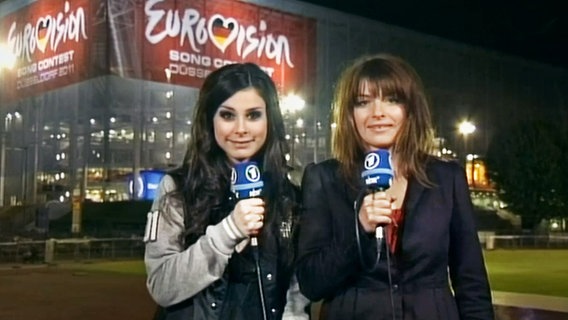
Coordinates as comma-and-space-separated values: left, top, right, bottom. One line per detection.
36, 16, 52, 53
208, 14, 238, 53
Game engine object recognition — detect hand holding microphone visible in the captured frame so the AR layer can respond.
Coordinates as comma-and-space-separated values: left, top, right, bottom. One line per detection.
230, 161, 265, 237
359, 192, 394, 234
359, 149, 394, 237
232, 198, 265, 236
231, 161, 269, 320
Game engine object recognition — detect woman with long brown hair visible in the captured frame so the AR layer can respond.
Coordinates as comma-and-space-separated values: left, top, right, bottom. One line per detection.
296, 54, 493, 319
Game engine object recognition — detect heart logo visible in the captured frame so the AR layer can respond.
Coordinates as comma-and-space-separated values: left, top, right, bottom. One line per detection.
36, 16, 52, 53
207, 14, 238, 53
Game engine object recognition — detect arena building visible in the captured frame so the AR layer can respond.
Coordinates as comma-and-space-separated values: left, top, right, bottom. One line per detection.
1, 0, 566, 233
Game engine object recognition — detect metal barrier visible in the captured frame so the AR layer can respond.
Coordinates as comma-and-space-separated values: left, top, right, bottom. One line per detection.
3, 234, 566, 264
0, 237, 145, 264
486, 235, 568, 250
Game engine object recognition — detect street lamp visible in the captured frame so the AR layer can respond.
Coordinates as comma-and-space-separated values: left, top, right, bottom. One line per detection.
280, 93, 305, 115
458, 120, 476, 186
0, 44, 16, 70
458, 120, 476, 136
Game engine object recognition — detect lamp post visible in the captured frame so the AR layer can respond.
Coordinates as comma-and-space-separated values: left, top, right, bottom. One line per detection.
458, 120, 476, 186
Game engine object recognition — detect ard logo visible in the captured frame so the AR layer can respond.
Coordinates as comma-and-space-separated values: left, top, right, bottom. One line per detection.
364, 152, 381, 170
245, 164, 261, 182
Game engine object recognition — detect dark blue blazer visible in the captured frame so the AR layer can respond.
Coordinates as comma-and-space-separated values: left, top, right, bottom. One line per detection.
296, 157, 494, 320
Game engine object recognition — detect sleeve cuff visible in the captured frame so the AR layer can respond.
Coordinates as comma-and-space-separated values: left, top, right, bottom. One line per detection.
206, 215, 247, 255
223, 213, 246, 240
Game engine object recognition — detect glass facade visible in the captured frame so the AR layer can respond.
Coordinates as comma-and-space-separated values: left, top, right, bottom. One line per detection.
1, 76, 197, 205
1, 0, 567, 215
0, 0, 320, 211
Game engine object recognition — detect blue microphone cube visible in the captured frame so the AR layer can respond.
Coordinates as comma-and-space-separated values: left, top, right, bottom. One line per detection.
231, 161, 264, 199
361, 149, 394, 190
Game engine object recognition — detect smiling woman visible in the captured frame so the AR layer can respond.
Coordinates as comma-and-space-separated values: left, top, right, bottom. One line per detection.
213, 88, 268, 163
143, 62, 308, 320
296, 54, 494, 320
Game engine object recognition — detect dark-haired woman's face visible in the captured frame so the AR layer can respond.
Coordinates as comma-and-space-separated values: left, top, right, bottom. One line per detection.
213, 88, 268, 163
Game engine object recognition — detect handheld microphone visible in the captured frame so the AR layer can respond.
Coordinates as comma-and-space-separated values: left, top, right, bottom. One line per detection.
358, 150, 397, 319
230, 161, 264, 247
231, 161, 263, 199
361, 149, 394, 239
230, 161, 268, 320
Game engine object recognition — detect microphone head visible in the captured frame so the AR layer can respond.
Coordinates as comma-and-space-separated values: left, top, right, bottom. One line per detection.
230, 161, 264, 199
361, 149, 393, 190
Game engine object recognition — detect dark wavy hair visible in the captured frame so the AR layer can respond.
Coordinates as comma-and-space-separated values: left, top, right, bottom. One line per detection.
169, 63, 297, 260
332, 54, 435, 187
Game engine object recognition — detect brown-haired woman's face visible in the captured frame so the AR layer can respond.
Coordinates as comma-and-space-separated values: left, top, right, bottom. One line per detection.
353, 81, 405, 151
213, 88, 268, 163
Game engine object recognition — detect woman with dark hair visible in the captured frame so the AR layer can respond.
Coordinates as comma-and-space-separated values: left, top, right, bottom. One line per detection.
145, 63, 308, 319
296, 54, 493, 319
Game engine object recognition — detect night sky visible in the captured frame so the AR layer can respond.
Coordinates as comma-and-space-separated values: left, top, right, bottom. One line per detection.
297, 0, 568, 69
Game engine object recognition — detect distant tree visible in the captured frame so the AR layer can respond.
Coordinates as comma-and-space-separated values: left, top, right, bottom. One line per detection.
485, 119, 566, 231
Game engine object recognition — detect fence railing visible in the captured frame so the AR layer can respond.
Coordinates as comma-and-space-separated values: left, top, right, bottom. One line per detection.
485, 235, 568, 250
0, 237, 144, 264
3, 234, 568, 265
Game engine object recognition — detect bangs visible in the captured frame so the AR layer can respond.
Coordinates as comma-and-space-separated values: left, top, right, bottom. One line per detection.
350, 59, 411, 105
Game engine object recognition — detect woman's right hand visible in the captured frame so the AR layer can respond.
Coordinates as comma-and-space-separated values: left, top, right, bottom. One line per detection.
231, 198, 265, 236
358, 191, 394, 234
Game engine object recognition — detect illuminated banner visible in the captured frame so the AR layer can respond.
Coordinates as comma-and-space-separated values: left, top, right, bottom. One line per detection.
0, 0, 105, 102
137, 0, 316, 94
0, 0, 316, 101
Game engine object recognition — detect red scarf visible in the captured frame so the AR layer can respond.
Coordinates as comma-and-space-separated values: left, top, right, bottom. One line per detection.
387, 208, 404, 254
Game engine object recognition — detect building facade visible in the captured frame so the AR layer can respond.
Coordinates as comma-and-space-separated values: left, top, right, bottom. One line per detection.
1, 0, 566, 213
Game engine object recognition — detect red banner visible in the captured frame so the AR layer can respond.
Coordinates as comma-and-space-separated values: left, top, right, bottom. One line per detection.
0, 0, 105, 102
1, 0, 316, 101
139, 0, 316, 96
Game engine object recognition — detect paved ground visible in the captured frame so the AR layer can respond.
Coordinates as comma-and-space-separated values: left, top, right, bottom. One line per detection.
0, 265, 156, 320
1, 263, 567, 320
494, 306, 568, 320
493, 291, 568, 314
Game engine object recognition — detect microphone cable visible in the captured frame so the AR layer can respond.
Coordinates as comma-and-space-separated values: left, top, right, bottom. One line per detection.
354, 189, 382, 272
354, 188, 396, 320
229, 192, 268, 320
250, 237, 268, 320
383, 228, 396, 320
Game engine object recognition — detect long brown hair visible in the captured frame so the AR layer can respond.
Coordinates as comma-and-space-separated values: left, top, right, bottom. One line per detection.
332, 54, 435, 186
